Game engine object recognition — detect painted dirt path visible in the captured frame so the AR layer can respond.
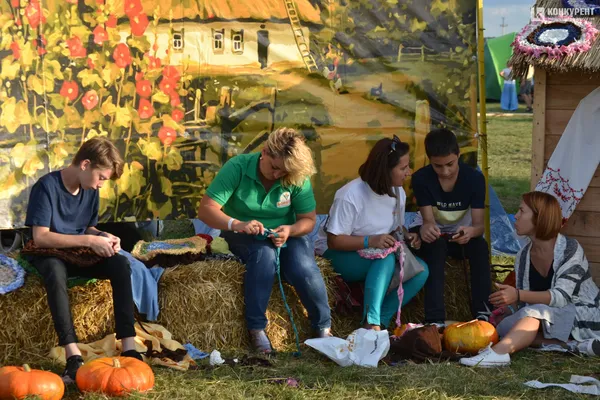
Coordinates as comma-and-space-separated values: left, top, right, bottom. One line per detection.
270, 71, 416, 129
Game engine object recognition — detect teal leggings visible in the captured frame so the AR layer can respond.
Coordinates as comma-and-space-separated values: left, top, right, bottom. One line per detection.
324, 249, 429, 326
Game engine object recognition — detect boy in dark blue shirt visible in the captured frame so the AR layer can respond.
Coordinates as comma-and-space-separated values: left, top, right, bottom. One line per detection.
411, 128, 492, 325
25, 138, 142, 384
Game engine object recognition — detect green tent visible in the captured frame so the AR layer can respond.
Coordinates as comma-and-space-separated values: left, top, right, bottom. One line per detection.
484, 32, 517, 101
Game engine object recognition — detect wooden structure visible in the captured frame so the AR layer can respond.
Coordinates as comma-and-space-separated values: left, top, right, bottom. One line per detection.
511, 0, 600, 282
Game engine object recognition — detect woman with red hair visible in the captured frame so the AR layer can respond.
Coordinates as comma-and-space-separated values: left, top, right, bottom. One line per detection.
461, 191, 600, 367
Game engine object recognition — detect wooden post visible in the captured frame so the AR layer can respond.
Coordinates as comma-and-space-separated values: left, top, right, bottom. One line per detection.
193, 88, 203, 122
219, 86, 232, 109
269, 87, 277, 133
531, 68, 547, 190
477, 0, 491, 259
469, 74, 478, 149
397, 43, 404, 63
413, 100, 430, 172
219, 86, 233, 164
421, 45, 425, 62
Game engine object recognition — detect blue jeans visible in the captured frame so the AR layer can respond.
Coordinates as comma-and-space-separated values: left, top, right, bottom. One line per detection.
222, 232, 331, 331
324, 249, 429, 326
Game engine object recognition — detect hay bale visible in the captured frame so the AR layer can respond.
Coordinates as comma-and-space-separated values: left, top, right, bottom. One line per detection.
157, 257, 478, 351
0, 276, 115, 364
157, 258, 344, 351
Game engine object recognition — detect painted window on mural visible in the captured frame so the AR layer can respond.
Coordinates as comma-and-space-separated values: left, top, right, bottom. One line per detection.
213, 29, 224, 53
173, 31, 184, 51
232, 30, 244, 54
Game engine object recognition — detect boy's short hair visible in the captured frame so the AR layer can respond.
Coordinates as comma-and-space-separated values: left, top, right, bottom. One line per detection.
522, 191, 563, 240
424, 128, 459, 158
72, 138, 124, 180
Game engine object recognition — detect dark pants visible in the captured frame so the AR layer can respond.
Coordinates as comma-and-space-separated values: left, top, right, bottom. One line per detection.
413, 230, 492, 322
32, 254, 136, 346
222, 232, 331, 331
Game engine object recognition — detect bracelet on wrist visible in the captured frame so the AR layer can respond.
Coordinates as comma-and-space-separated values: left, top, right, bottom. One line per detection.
227, 218, 236, 231
363, 236, 369, 249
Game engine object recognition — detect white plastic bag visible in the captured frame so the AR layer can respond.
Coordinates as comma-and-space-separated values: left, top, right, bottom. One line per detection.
304, 328, 390, 368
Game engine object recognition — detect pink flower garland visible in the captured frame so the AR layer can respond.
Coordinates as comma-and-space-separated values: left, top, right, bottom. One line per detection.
512, 15, 599, 59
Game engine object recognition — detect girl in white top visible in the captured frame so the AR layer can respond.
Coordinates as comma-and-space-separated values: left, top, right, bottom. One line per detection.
318, 136, 429, 330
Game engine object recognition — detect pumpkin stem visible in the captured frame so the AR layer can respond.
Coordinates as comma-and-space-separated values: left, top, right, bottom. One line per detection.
113, 358, 121, 368
456, 319, 478, 328
23, 364, 31, 372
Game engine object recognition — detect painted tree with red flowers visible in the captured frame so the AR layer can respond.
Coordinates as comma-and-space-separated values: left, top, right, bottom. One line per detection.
0, 0, 204, 225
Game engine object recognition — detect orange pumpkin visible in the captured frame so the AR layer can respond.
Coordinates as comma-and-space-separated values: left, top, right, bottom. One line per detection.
0, 364, 64, 400
443, 320, 499, 354
76, 357, 154, 397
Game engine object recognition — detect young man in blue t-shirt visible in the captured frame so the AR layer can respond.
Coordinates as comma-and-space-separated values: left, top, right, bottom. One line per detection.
25, 138, 142, 383
411, 128, 492, 325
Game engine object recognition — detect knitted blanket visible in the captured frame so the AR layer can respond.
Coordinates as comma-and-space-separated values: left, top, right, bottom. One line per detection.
20, 240, 105, 267
131, 236, 208, 268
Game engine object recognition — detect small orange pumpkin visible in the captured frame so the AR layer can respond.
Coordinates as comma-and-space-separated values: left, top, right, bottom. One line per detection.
443, 320, 499, 354
0, 364, 64, 400
76, 357, 154, 397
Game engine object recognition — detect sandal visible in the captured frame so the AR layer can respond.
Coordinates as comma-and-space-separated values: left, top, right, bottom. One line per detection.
249, 329, 274, 354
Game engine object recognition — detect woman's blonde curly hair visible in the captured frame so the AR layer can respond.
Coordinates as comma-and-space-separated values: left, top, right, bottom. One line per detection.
265, 127, 316, 187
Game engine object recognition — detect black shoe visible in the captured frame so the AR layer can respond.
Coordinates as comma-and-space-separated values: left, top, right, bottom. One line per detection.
62, 355, 84, 384
121, 350, 144, 361
313, 327, 332, 339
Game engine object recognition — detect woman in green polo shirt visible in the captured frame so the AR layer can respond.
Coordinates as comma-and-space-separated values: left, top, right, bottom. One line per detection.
198, 128, 331, 354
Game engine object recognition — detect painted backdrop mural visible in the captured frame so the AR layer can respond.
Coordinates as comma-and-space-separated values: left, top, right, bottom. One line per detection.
0, 0, 477, 228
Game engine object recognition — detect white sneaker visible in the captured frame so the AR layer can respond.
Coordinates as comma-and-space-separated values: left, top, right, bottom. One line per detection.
576, 339, 600, 356
459, 343, 511, 368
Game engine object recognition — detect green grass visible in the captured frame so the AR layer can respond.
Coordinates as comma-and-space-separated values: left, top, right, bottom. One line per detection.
479, 112, 533, 215
43, 350, 600, 399
484, 101, 534, 115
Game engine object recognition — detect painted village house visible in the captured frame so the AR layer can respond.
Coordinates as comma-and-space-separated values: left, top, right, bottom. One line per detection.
115, 0, 322, 73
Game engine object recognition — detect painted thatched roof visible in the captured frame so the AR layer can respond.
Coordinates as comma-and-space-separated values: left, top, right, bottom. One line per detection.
111, 0, 321, 24
510, 0, 600, 77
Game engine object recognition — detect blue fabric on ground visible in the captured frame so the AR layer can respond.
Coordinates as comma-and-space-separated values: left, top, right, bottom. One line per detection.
184, 343, 210, 360
488, 183, 522, 256
191, 219, 221, 238
120, 250, 164, 321
307, 214, 327, 245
